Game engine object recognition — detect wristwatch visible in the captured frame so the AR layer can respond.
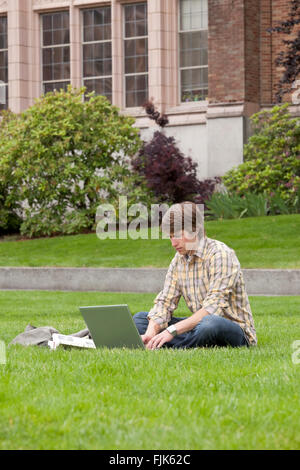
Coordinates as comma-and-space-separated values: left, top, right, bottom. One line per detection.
166, 324, 178, 337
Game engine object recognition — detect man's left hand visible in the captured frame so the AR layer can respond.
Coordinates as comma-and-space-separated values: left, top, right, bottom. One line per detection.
146, 330, 173, 350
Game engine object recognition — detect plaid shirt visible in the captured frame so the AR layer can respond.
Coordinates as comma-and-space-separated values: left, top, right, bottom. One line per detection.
148, 237, 257, 345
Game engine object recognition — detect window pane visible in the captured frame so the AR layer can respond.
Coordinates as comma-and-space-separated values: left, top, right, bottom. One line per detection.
125, 22, 136, 38
0, 16, 8, 36
43, 65, 52, 81
0, 18, 8, 110
95, 60, 104, 76
181, 67, 208, 95
63, 63, 70, 79
124, 3, 148, 107
125, 38, 148, 74
53, 13, 62, 29
94, 9, 105, 25
43, 31, 52, 46
125, 5, 135, 22
136, 3, 147, 21
82, 7, 112, 82
83, 7, 111, 41
0, 50, 7, 68
0, 16, 8, 111
42, 11, 69, 46
103, 59, 112, 75
84, 27, 94, 42
83, 10, 94, 27
180, 31, 207, 68
124, 3, 147, 38
0, 35, 7, 50
179, 2, 208, 102
136, 56, 147, 73
180, 0, 208, 31
43, 46, 70, 83
42, 48, 52, 65
83, 60, 94, 77
125, 74, 148, 107
83, 44, 93, 60
126, 92, 136, 108
84, 77, 112, 102
44, 81, 70, 94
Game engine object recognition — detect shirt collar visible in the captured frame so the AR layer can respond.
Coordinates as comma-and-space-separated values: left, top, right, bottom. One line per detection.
181, 237, 207, 262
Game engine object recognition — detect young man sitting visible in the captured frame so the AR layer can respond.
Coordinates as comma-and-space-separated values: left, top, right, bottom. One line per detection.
133, 201, 257, 350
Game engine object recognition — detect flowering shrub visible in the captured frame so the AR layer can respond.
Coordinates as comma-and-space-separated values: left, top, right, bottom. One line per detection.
223, 104, 300, 209
0, 87, 141, 237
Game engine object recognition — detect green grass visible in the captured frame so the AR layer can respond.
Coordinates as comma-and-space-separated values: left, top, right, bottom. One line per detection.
0, 291, 299, 450
0, 214, 299, 268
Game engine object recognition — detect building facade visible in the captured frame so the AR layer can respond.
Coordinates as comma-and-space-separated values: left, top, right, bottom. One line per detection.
0, 0, 299, 179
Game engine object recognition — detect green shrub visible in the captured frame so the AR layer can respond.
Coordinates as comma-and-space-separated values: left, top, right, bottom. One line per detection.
205, 190, 296, 220
0, 87, 141, 237
223, 104, 300, 208
0, 110, 23, 234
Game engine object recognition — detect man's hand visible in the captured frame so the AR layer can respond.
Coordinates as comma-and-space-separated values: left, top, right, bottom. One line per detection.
141, 334, 151, 346
146, 329, 173, 350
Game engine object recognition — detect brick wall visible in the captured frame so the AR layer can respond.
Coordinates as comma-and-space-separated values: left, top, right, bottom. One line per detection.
244, 0, 260, 104
208, 0, 245, 103
209, 0, 297, 106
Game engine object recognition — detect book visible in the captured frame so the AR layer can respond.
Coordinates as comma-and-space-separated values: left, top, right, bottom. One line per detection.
48, 333, 96, 350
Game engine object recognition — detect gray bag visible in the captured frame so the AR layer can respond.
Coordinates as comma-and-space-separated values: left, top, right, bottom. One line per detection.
9, 324, 90, 347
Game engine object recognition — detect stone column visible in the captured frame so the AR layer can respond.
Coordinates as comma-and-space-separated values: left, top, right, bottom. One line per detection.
111, 0, 123, 108
70, 2, 81, 89
7, 0, 33, 113
148, 0, 177, 113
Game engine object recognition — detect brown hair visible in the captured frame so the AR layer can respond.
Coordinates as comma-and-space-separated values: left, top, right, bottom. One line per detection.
161, 201, 206, 238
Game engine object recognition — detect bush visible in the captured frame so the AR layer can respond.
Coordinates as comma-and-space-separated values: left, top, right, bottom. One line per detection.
223, 104, 300, 209
0, 87, 141, 237
132, 130, 202, 204
133, 100, 222, 207
0, 110, 24, 234
205, 190, 298, 220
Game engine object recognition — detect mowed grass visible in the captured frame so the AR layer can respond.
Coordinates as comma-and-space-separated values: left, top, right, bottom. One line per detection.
0, 291, 299, 450
0, 214, 299, 268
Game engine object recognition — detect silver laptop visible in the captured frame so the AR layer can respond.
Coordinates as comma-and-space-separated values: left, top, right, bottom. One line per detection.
79, 304, 145, 349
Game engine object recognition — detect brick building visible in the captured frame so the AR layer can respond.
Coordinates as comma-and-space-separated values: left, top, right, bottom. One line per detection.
0, 0, 299, 178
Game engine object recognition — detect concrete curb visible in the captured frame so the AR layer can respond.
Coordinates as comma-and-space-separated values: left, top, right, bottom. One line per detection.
0, 267, 299, 295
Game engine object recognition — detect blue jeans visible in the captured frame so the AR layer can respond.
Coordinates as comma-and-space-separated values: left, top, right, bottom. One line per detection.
133, 311, 249, 349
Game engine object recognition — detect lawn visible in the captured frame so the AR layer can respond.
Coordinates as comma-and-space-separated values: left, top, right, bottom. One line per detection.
0, 214, 299, 269
0, 291, 299, 450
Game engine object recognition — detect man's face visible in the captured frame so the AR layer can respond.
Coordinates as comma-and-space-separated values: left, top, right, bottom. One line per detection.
170, 231, 198, 255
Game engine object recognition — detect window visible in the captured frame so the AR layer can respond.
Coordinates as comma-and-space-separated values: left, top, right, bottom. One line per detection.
179, 0, 208, 102
0, 15, 8, 111
41, 11, 70, 93
124, 2, 148, 108
82, 7, 112, 102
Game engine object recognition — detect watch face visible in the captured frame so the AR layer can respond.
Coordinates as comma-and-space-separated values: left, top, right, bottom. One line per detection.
168, 325, 177, 336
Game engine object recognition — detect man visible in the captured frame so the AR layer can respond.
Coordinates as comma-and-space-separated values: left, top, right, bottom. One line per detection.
133, 201, 257, 350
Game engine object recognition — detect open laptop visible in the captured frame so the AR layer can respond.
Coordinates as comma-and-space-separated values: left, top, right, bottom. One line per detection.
79, 304, 145, 349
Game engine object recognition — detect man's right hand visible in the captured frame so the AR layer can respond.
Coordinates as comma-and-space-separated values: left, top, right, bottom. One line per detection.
141, 334, 152, 345
141, 319, 161, 346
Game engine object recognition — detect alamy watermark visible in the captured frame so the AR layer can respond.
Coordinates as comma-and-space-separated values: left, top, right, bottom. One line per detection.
0, 340, 6, 365
291, 340, 300, 365
95, 197, 204, 249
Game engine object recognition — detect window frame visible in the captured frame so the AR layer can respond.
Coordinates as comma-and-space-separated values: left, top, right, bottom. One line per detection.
122, 1, 149, 109
178, 0, 208, 104
40, 10, 71, 95
0, 14, 8, 111
81, 6, 113, 102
